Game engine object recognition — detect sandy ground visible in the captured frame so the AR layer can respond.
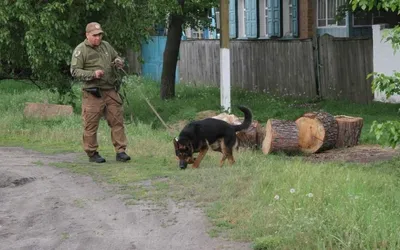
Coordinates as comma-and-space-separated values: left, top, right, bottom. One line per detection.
0, 147, 250, 250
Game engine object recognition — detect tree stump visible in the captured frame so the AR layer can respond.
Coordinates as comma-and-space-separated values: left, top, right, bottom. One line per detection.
237, 121, 264, 149
334, 115, 364, 148
262, 119, 299, 154
295, 112, 338, 154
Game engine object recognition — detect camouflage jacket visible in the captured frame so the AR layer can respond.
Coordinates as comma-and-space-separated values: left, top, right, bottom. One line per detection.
70, 39, 121, 89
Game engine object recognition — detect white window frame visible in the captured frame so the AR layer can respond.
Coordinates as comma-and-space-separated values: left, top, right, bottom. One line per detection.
283, 0, 292, 37
317, 0, 347, 28
288, 0, 293, 36
237, 0, 246, 38
258, 0, 269, 38
244, 0, 247, 37
265, 2, 268, 36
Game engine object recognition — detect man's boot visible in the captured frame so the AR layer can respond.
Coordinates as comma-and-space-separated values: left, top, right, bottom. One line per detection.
89, 152, 106, 163
116, 152, 131, 162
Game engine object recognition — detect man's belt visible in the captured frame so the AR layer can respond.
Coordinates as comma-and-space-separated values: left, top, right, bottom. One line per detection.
84, 87, 102, 98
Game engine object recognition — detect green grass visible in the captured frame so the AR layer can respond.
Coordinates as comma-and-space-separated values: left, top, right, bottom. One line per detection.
1, 78, 400, 249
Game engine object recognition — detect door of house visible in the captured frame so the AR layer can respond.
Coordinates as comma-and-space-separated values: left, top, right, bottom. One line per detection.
141, 36, 179, 82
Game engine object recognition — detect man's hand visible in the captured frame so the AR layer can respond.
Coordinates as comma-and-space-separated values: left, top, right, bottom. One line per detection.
94, 70, 104, 79
113, 58, 124, 69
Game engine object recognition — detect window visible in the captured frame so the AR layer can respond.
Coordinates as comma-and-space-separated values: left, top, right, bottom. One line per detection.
191, 29, 204, 39
317, 0, 346, 27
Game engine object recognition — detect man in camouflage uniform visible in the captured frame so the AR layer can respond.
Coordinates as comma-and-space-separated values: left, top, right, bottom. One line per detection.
70, 22, 131, 163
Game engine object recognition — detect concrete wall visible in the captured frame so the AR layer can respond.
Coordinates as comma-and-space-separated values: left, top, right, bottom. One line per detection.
372, 24, 400, 103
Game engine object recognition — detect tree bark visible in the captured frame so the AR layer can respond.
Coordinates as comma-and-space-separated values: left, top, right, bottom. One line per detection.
262, 119, 299, 154
236, 121, 264, 149
160, 2, 185, 100
334, 115, 364, 148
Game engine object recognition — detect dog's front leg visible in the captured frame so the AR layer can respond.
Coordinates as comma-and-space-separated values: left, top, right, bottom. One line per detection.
192, 147, 208, 168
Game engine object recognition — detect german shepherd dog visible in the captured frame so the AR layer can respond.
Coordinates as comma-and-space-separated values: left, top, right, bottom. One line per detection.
173, 106, 252, 169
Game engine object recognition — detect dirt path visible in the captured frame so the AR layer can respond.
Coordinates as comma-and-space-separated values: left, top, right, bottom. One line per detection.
0, 147, 250, 250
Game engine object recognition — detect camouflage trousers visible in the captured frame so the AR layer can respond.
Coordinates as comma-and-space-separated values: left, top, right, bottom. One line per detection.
81, 89, 128, 157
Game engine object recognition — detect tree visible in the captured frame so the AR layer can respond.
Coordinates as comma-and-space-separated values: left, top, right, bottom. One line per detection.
349, 0, 400, 148
154, 0, 218, 100
0, 0, 154, 105
160, 0, 185, 100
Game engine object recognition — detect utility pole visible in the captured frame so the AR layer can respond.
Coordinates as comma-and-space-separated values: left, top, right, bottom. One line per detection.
220, 0, 231, 112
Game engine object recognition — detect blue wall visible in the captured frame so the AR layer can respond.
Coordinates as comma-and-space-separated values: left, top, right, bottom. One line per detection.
141, 36, 179, 83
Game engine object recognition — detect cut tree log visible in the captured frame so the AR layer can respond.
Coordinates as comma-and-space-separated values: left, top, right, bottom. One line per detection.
295, 112, 338, 154
334, 115, 363, 148
262, 119, 299, 154
212, 113, 263, 149
24, 102, 73, 119
237, 120, 264, 149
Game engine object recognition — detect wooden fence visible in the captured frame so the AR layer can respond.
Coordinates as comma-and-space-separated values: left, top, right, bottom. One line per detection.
179, 39, 317, 99
318, 35, 373, 104
178, 35, 373, 104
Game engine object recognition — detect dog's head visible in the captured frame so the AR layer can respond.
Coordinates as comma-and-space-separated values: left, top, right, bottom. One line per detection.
173, 137, 195, 169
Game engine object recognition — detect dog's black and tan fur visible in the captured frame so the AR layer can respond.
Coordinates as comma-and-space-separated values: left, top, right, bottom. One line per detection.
174, 106, 252, 169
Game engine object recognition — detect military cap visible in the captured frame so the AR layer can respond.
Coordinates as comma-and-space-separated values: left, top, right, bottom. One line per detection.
86, 22, 104, 35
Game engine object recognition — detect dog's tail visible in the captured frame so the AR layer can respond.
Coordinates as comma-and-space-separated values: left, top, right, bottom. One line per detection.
233, 105, 253, 132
